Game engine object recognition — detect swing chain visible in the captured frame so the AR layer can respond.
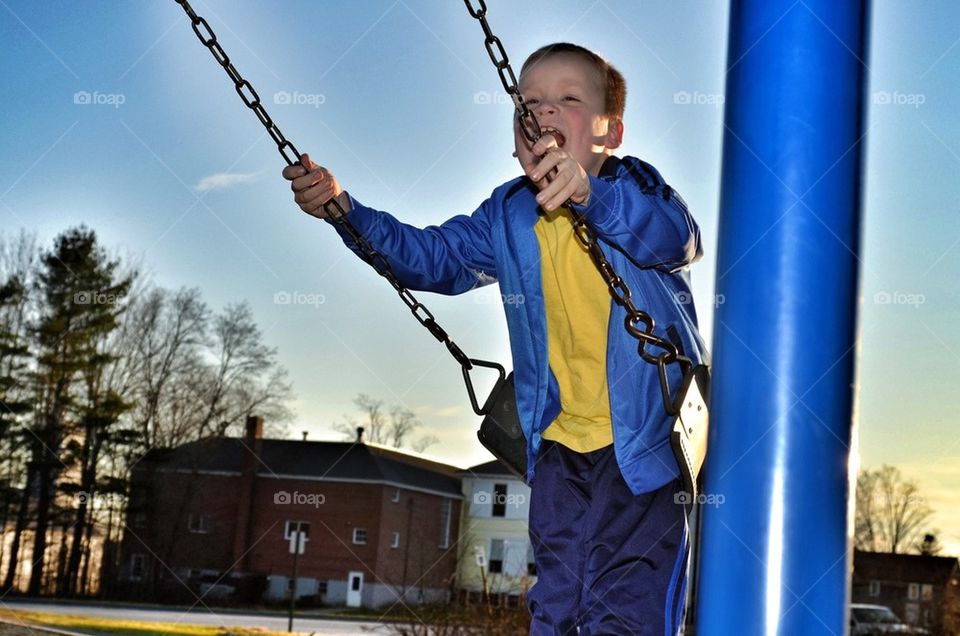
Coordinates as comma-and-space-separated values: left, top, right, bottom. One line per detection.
176, 0, 691, 419
174, 0, 302, 167
462, 0, 691, 416
576, 215, 692, 414
174, 0, 503, 415
463, 0, 541, 144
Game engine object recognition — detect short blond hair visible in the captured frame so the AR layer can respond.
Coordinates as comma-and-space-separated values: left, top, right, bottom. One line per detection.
520, 43, 626, 119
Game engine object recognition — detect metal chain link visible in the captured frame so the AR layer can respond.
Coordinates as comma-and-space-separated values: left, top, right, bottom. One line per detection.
464, 1, 540, 144
175, 0, 692, 418
174, 0, 503, 416
463, 0, 691, 415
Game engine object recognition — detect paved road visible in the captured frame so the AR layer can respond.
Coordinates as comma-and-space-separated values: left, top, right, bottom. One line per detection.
1, 600, 390, 635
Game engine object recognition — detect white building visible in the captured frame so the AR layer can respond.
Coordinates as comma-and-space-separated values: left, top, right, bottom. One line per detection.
456, 460, 536, 603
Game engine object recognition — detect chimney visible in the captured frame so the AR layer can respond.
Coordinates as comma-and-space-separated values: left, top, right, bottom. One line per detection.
356, 426, 365, 443
245, 416, 263, 441
301, 430, 308, 441
233, 415, 263, 571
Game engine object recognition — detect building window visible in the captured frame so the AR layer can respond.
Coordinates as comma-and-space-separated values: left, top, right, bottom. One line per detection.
527, 543, 537, 577
439, 499, 452, 548
129, 554, 145, 581
489, 539, 504, 574
908, 582, 920, 600
868, 580, 880, 597
131, 511, 147, 528
391, 532, 400, 549
492, 483, 507, 517
921, 583, 933, 601
353, 528, 367, 545
922, 608, 932, 626
392, 488, 401, 503
284, 520, 310, 540
188, 514, 211, 534
904, 602, 919, 624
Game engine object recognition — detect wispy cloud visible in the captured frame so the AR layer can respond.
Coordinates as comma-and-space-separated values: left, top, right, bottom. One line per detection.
194, 171, 260, 193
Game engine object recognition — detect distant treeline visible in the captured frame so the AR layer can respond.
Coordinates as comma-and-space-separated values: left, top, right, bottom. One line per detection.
0, 226, 293, 596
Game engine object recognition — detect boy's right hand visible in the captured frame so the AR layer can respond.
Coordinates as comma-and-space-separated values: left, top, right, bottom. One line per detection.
282, 153, 350, 219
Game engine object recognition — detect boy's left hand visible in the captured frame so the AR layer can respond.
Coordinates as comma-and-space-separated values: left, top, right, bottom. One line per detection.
516, 134, 591, 211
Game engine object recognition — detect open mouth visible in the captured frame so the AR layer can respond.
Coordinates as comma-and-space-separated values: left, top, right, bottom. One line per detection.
540, 126, 566, 148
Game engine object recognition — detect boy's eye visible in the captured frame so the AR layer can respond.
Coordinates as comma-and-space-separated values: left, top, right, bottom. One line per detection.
525, 98, 539, 105
563, 96, 580, 102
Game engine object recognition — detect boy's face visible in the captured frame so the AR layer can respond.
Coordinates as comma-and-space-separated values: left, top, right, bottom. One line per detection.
515, 53, 623, 177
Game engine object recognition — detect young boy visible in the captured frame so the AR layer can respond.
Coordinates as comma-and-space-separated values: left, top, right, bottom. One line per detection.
283, 43, 707, 635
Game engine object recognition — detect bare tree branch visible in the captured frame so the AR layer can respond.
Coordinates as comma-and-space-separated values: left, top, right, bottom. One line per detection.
855, 465, 935, 554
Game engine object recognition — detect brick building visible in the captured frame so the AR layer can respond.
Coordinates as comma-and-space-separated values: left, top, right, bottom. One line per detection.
852, 549, 960, 634
118, 417, 463, 608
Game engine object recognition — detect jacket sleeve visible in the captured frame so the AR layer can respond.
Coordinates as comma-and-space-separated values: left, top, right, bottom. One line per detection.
329, 193, 498, 295
570, 157, 702, 272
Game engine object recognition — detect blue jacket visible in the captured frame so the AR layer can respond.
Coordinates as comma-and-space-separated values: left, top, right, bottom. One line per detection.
335, 155, 708, 495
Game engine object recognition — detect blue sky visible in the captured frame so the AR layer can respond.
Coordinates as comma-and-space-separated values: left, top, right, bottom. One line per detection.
1, 1, 958, 553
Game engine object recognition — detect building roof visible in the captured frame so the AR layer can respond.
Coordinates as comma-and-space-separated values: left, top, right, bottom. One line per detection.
137, 437, 463, 497
854, 550, 960, 585
460, 459, 520, 478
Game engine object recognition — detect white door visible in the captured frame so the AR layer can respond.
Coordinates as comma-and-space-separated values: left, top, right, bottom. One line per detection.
346, 571, 363, 607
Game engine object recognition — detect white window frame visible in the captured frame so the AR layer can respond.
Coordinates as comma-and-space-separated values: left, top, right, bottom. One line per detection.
921, 583, 933, 601
904, 602, 919, 624
439, 499, 452, 548
488, 538, 504, 574
353, 528, 368, 545
392, 488, 401, 503
492, 483, 508, 518
908, 582, 920, 600
868, 580, 880, 597
188, 513, 210, 534
284, 520, 310, 541
391, 531, 400, 548
129, 553, 145, 581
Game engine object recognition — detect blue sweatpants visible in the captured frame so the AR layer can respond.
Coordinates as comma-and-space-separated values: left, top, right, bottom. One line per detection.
527, 440, 689, 636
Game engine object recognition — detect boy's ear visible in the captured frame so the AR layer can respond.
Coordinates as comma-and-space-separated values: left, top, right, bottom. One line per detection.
605, 118, 624, 150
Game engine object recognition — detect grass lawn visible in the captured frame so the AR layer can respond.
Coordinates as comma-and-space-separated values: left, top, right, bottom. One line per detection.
0, 609, 292, 636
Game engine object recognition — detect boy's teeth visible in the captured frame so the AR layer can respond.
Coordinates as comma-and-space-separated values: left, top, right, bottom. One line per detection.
542, 129, 565, 147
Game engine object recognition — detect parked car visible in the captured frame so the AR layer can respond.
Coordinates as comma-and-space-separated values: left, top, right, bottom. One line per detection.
196, 573, 236, 600
850, 604, 930, 635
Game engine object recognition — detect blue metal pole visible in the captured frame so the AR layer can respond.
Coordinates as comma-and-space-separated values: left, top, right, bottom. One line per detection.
695, 1, 870, 633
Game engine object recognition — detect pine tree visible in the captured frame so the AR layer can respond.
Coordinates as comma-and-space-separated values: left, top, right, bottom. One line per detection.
0, 275, 33, 593
25, 227, 131, 596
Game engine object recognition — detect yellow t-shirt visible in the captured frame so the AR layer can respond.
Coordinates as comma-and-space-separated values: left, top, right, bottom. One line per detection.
534, 205, 613, 452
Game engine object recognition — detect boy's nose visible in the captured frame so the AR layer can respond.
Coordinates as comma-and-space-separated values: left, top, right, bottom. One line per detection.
535, 101, 557, 116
